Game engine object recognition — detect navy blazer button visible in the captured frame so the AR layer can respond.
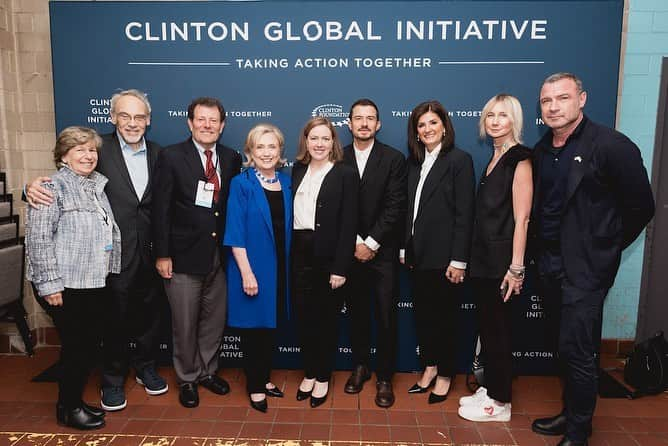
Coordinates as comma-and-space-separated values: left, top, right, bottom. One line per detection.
316, 223, 321, 227
211, 232, 217, 237
214, 211, 219, 217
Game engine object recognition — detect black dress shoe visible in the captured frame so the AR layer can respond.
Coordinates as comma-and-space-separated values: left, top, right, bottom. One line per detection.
375, 381, 395, 408
408, 376, 436, 394
250, 397, 268, 413
58, 403, 105, 419
265, 387, 284, 398
310, 392, 328, 408
198, 375, 230, 395
83, 403, 105, 418
296, 388, 312, 401
179, 382, 199, 408
56, 407, 105, 430
532, 412, 593, 437
428, 391, 448, 404
557, 437, 588, 446
344, 365, 371, 394
532, 413, 567, 436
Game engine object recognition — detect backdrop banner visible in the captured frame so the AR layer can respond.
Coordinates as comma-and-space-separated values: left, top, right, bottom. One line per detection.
50, 0, 623, 374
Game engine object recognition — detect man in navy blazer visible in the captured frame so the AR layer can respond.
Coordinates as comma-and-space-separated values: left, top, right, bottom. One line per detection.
530, 73, 654, 446
152, 97, 242, 408
341, 99, 407, 408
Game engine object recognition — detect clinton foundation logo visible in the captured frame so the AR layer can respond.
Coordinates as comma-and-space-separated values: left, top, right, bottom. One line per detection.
311, 104, 349, 127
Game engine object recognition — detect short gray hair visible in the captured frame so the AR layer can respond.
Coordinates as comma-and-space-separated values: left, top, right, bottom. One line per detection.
542, 72, 584, 93
54, 126, 102, 168
110, 89, 152, 115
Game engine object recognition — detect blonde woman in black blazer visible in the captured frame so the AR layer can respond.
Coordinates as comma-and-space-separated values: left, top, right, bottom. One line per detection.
291, 117, 359, 408
401, 100, 475, 404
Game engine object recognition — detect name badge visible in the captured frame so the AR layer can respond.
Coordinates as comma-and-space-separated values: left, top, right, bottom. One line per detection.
195, 180, 214, 208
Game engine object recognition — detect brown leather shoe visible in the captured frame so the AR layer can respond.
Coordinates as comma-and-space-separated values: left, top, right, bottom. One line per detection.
344, 365, 371, 394
375, 381, 395, 408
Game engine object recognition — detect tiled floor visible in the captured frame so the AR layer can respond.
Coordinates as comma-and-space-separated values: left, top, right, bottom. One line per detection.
1, 347, 667, 445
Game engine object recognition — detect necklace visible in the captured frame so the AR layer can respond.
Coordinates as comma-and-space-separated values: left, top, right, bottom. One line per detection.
493, 141, 514, 154
255, 168, 279, 184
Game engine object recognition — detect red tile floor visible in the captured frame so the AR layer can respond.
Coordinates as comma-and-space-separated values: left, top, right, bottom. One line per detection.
1, 347, 667, 445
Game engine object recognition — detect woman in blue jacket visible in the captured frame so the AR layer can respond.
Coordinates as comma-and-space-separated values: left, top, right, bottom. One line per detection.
224, 123, 292, 413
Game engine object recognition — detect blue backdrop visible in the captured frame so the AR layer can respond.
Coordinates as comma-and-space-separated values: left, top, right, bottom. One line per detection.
50, 0, 623, 374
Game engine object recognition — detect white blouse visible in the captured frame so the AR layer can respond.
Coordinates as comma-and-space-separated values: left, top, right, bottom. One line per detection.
412, 143, 442, 233
293, 161, 334, 230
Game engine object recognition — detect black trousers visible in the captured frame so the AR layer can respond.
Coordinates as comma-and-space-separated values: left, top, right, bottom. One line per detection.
239, 328, 275, 394
410, 269, 458, 377
102, 252, 165, 388
472, 278, 513, 403
37, 288, 105, 409
539, 249, 606, 442
292, 230, 341, 382
346, 258, 398, 381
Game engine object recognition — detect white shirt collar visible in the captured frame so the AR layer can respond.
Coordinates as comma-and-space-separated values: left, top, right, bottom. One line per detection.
353, 141, 374, 155
117, 131, 147, 154
192, 139, 216, 156
424, 143, 442, 161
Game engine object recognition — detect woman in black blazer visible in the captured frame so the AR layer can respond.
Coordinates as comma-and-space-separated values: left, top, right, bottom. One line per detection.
402, 100, 475, 403
292, 116, 358, 408
458, 94, 532, 422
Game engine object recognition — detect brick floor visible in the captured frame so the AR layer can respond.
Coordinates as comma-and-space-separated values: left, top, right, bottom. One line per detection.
0, 347, 667, 445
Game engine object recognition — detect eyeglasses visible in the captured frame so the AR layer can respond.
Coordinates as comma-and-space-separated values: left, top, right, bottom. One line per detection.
116, 112, 148, 124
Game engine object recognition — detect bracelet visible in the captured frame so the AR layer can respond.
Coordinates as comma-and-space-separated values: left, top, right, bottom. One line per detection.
507, 266, 525, 280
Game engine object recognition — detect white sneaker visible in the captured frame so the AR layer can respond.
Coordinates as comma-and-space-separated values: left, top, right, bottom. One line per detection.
458, 386, 487, 407
458, 396, 511, 422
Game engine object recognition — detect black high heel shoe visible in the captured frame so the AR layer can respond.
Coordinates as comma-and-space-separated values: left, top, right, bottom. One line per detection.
297, 378, 315, 401
250, 396, 268, 413
428, 376, 453, 404
428, 391, 448, 404
310, 391, 328, 408
296, 388, 311, 401
265, 386, 284, 398
408, 376, 436, 394
310, 381, 329, 408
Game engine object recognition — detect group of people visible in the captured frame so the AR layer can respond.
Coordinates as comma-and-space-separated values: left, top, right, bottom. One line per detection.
24, 72, 654, 446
